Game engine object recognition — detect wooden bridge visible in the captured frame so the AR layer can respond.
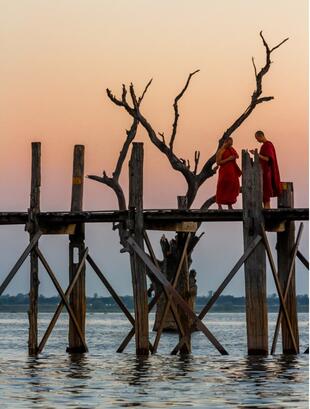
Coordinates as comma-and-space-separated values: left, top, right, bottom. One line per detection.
0, 142, 308, 356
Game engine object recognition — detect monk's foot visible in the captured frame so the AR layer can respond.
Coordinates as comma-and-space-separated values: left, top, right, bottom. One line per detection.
218, 205, 223, 210
228, 205, 233, 210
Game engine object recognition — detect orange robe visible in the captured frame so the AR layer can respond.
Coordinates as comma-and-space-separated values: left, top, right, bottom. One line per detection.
216, 147, 241, 205
259, 141, 282, 203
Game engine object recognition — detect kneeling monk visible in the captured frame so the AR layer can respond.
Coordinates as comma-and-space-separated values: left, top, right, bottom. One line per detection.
216, 137, 241, 209
250, 130, 282, 208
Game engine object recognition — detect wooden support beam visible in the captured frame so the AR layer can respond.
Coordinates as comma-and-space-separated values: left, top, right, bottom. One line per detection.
28, 142, 41, 356
38, 249, 88, 354
127, 236, 228, 355
271, 223, 303, 354
145, 221, 197, 232
242, 150, 268, 355
276, 182, 300, 354
0, 207, 307, 226
68, 145, 87, 353
153, 234, 191, 352
297, 251, 309, 270
260, 226, 298, 354
128, 142, 149, 355
171, 235, 262, 355
143, 231, 190, 353
35, 247, 88, 351
86, 254, 135, 326
0, 231, 42, 296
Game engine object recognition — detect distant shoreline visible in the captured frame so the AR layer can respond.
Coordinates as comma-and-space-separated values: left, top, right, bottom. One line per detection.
1, 294, 308, 314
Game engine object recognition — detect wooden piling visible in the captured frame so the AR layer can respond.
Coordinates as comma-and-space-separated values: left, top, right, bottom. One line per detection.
68, 145, 87, 353
129, 142, 149, 355
28, 142, 41, 355
277, 182, 299, 353
176, 196, 191, 354
242, 150, 268, 355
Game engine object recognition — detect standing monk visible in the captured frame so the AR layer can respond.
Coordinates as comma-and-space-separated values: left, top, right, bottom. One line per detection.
216, 137, 241, 209
250, 130, 282, 208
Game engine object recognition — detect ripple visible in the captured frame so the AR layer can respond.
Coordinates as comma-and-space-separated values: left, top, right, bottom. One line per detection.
0, 312, 308, 408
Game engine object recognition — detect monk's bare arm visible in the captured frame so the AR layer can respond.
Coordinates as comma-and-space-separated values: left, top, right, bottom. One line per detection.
259, 154, 269, 162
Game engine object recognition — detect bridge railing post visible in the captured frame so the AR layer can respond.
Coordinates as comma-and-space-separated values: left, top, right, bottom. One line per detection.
242, 150, 268, 354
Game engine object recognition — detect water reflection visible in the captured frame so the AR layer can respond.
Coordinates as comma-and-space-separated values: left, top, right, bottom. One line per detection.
0, 312, 307, 408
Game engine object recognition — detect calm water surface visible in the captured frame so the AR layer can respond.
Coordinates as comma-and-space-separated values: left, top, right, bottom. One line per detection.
0, 312, 308, 408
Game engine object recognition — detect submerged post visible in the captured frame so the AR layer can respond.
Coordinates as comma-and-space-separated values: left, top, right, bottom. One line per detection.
242, 150, 268, 354
28, 142, 41, 355
129, 142, 149, 355
68, 145, 87, 353
277, 182, 299, 353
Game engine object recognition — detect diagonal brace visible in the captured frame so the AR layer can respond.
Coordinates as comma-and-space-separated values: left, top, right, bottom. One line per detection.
37, 248, 89, 354
171, 234, 262, 354
260, 225, 299, 354
271, 223, 303, 354
0, 231, 42, 296
127, 236, 228, 355
35, 247, 88, 352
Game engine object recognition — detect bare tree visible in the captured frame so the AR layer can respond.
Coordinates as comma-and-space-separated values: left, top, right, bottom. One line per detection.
90, 32, 288, 332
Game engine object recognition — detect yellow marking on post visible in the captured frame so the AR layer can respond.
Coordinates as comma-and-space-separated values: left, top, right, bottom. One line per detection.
73, 177, 82, 185
282, 182, 288, 190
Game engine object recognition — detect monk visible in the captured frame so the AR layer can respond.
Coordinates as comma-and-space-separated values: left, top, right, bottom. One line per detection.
216, 137, 241, 209
250, 130, 282, 208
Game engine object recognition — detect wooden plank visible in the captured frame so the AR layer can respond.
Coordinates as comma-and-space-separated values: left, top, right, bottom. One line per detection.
127, 236, 228, 355
0, 207, 307, 226
271, 223, 303, 354
129, 143, 149, 355
68, 145, 87, 353
276, 182, 300, 354
145, 221, 197, 232
40, 224, 76, 235
242, 150, 268, 355
37, 248, 88, 354
171, 235, 262, 355
28, 142, 41, 356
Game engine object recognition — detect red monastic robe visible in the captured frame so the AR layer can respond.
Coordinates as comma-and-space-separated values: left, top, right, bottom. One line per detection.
259, 141, 282, 202
216, 147, 241, 205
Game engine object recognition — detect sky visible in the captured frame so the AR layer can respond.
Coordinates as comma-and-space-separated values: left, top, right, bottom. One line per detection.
0, 0, 308, 297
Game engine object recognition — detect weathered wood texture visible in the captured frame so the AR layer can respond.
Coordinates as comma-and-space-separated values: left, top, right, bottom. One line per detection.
0, 208, 308, 226
176, 196, 191, 354
129, 143, 149, 355
28, 142, 41, 355
242, 150, 268, 355
277, 182, 299, 353
68, 145, 87, 353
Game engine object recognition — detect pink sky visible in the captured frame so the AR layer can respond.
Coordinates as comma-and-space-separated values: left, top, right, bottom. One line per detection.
0, 0, 308, 296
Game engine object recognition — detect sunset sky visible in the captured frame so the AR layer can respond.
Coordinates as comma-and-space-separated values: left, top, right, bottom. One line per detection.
0, 0, 308, 297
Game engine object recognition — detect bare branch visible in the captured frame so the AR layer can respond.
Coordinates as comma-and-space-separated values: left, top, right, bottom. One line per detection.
170, 70, 200, 151
113, 119, 139, 180
138, 78, 153, 105
198, 32, 288, 185
194, 150, 200, 175
252, 57, 257, 77
158, 132, 166, 145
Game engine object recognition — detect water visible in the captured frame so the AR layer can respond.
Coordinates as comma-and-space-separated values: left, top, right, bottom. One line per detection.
0, 312, 308, 408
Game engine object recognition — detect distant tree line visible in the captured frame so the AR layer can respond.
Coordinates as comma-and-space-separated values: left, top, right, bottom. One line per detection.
0, 293, 308, 313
